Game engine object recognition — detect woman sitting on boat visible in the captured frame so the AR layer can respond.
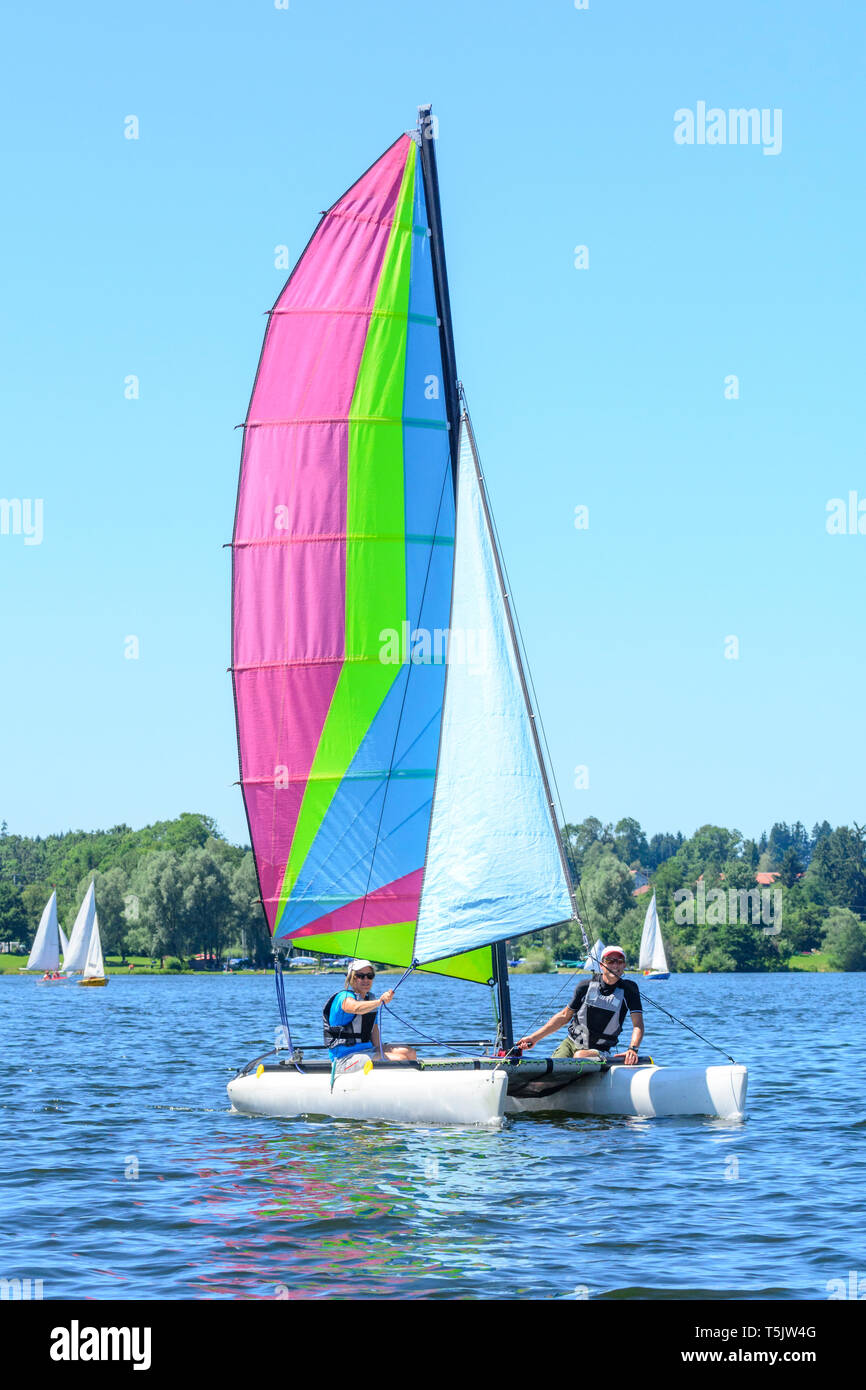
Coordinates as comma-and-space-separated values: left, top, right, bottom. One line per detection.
323, 960, 417, 1063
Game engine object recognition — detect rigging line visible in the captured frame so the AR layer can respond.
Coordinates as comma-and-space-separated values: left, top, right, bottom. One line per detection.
639, 992, 737, 1064
348, 453, 453, 966
380, 999, 460, 1050
377, 963, 415, 1056
273, 956, 304, 1072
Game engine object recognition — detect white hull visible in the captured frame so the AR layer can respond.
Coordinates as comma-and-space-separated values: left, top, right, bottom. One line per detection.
228, 1064, 509, 1127
228, 1059, 747, 1124
506, 1063, 747, 1119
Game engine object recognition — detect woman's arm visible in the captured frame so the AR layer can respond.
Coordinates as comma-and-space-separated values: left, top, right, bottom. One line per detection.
340, 989, 394, 1016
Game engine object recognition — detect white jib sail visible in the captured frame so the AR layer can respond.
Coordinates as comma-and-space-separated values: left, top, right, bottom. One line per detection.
82, 912, 105, 980
59, 924, 71, 965
639, 893, 668, 972
63, 882, 96, 973
26, 891, 60, 972
413, 420, 574, 964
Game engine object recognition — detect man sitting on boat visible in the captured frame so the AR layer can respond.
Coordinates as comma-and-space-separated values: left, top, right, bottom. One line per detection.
323, 960, 417, 1063
516, 946, 644, 1066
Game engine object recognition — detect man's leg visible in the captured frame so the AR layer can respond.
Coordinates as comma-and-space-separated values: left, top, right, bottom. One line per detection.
553, 1036, 577, 1058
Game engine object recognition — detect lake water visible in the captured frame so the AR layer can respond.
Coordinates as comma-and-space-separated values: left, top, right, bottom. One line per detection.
1, 970, 863, 1300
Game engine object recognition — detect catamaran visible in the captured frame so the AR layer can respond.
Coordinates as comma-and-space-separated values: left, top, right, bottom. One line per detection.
639, 892, 670, 979
22, 891, 70, 983
227, 107, 746, 1126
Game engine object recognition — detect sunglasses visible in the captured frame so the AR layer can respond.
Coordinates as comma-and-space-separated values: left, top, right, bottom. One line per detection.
353, 971, 375, 980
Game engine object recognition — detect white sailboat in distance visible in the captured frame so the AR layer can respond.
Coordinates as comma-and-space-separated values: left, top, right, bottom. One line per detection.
639, 893, 670, 980
23, 891, 69, 983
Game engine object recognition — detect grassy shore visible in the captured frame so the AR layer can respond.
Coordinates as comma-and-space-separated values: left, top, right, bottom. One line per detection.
0, 954, 388, 977
1, 954, 837, 976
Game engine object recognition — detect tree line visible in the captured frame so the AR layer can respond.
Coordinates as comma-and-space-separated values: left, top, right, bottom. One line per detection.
1, 812, 865, 971
0, 814, 271, 965
549, 817, 866, 972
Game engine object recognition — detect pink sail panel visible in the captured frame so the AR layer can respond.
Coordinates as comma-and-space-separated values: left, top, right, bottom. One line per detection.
288, 869, 424, 940
233, 136, 413, 930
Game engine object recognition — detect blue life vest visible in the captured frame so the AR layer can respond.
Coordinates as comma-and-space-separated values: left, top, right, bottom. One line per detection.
323, 990, 376, 1052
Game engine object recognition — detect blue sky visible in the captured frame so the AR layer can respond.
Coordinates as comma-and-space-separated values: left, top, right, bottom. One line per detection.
1, 0, 863, 848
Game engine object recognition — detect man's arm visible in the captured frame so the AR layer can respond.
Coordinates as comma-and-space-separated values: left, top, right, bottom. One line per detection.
623, 1011, 644, 1066
516, 1007, 574, 1051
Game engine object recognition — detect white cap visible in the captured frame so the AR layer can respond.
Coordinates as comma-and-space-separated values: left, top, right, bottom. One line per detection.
349, 959, 375, 974
600, 945, 626, 961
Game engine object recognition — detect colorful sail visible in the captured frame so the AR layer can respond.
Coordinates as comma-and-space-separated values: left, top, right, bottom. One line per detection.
232, 133, 491, 983
412, 422, 575, 964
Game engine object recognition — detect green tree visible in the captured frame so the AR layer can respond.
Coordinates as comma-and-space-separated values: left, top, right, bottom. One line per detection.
133, 851, 185, 957
580, 844, 634, 935
0, 882, 27, 942
613, 818, 649, 869
180, 841, 234, 962
823, 908, 866, 971
230, 854, 272, 963
809, 826, 866, 914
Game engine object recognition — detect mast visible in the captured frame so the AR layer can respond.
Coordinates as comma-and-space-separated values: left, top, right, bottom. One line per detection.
416, 104, 460, 484
461, 405, 588, 953
492, 941, 515, 1052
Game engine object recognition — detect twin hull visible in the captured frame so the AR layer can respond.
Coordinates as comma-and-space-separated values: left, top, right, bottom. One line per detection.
227, 1060, 748, 1126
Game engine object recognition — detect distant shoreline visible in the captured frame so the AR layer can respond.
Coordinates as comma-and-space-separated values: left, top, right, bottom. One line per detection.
0, 959, 836, 977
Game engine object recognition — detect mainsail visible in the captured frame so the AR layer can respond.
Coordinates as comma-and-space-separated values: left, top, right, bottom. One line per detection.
232, 121, 574, 988
26, 891, 60, 972
63, 881, 96, 974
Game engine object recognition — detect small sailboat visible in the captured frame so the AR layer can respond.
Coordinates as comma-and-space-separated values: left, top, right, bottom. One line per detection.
78, 913, 108, 986
23, 891, 69, 982
226, 107, 745, 1125
62, 882, 109, 986
583, 938, 605, 972
639, 893, 670, 980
